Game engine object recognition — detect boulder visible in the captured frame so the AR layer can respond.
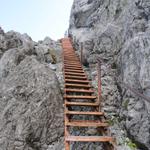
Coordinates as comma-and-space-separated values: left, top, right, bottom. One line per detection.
0, 56, 64, 150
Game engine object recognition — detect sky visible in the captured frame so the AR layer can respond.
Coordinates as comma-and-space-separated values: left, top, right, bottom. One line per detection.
0, 0, 74, 41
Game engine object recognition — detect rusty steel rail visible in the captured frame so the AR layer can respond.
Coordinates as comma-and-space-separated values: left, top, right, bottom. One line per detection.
97, 58, 102, 111
95, 55, 150, 103
80, 42, 83, 64
96, 57, 150, 103
79, 52, 103, 110
119, 81, 150, 103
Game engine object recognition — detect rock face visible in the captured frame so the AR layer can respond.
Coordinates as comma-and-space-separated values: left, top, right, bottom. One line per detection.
0, 30, 35, 59
69, 0, 150, 149
36, 37, 62, 64
0, 28, 64, 150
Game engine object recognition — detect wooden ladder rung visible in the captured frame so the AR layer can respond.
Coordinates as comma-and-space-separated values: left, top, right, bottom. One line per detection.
65, 69, 83, 72
64, 59, 79, 61
66, 121, 108, 127
66, 136, 114, 142
64, 60, 81, 65
65, 70, 84, 73
65, 75, 86, 80
65, 79, 89, 84
64, 61, 79, 63
63, 54, 77, 56
64, 60, 80, 62
65, 83, 92, 88
65, 88, 94, 93
64, 56, 79, 58
63, 51, 75, 52
64, 66, 82, 69
65, 72, 86, 76
65, 101, 99, 106
63, 53, 74, 54
64, 57, 78, 59
65, 111, 104, 116
64, 63, 82, 66
64, 65, 82, 68
64, 95, 96, 99
64, 56, 78, 57
64, 64, 82, 68
64, 67, 83, 70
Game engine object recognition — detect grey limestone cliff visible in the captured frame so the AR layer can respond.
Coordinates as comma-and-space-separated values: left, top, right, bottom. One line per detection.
69, 0, 150, 149
0, 28, 64, 150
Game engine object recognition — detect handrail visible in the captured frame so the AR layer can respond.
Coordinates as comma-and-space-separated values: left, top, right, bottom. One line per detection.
79, 46, 102, 110
97, 58, 102, 111
96, 56, 150, 103
80, 42, 83, 64
118, 80, 150, 103
78, 40, 150, 104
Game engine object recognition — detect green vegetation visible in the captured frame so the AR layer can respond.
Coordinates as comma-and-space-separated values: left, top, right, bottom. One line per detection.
125, 138, 137, 150
107, 116, 120, 126
122, 99, 129, 110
